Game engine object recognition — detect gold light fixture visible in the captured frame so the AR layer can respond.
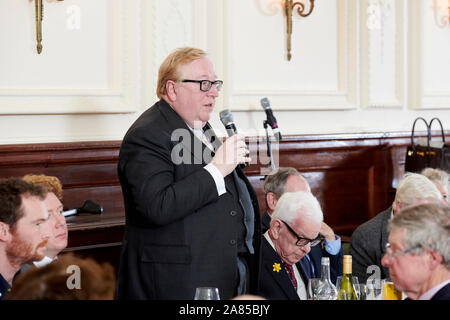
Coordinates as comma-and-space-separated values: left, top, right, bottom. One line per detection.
33, 0, 64, 54
432, 0, 450, 28
284, 0, 315, 61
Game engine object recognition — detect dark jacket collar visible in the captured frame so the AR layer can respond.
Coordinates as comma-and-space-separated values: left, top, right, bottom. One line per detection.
0, 273, 11, 300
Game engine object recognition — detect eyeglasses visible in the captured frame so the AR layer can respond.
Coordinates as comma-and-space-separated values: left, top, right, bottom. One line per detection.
281, 220, 322, 247
385, 242, 422, 262
181, 79, 223, 92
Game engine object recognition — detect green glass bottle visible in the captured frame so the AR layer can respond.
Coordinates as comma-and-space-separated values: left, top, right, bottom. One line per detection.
337, 255, 358, 300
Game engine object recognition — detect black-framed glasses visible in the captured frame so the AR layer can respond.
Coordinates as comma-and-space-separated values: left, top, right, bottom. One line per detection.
181, 79, 223, 92
281, 220, 322, 247
385, 242, 422, 262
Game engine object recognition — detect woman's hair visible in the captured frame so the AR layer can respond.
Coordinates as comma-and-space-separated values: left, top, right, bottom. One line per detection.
22, 174, 63, 201
6, 253, 116, 300
156, 47, 207, 98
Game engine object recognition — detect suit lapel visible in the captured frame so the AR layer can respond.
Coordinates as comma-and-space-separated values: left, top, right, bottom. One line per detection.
262, 237, 299, 300
157, 100, 213, 166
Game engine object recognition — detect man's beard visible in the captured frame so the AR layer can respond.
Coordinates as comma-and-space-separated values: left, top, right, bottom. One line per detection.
6, 234, 48, 267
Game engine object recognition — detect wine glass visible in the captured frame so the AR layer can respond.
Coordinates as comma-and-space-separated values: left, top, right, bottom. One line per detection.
352, 276, 361, 300
194, 287, 220, 300
366, 277, 382, 300
307, 278, 321, 300
336, 276, 360, 300
358, 284, 367, 300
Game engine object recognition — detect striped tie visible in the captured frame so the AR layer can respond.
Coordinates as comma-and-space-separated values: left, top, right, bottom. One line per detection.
284, 263, 298, 291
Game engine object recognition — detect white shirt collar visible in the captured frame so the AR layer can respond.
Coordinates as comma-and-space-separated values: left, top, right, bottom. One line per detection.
33, 256, 56, 268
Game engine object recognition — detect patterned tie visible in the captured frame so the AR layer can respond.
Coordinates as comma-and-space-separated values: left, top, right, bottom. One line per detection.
284, 263, 298, 291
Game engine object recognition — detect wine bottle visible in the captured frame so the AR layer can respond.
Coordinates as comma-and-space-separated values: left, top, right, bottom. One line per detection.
337, 255, 358, 300
316, 257, 337, 300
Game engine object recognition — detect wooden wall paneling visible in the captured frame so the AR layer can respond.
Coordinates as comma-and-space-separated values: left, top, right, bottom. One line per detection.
1, 131, 449, 268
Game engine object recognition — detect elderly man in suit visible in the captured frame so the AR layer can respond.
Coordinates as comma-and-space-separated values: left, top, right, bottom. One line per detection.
350, 173, 443, 283
258, 191, 324, 300
116, 47, 261, 300
262, 167, 342, 284
381, 203, 450, 300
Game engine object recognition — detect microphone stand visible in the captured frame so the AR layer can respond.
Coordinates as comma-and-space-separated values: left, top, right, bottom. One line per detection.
264, 120, 276, 173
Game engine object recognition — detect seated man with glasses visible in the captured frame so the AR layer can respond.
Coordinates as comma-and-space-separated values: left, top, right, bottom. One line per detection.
258, 191, 324, 300
262, 167, 343, 285
381, 203, 450, 300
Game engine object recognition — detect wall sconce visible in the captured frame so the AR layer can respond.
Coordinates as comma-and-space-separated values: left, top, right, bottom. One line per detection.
433, 0, 450, 28
33, 0, 64, 54
284, 0, 315, 61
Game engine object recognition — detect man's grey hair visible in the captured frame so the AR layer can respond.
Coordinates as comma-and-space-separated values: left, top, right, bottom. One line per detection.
421, 167, 449, 192
271, 191, 323, 226
263, 167, 309, 198
388, 203, 450, 269
393, 172, 442, 208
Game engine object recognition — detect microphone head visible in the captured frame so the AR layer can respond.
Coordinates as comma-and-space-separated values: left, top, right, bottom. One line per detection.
260, 97, 270, 110
219, 109, 234, 126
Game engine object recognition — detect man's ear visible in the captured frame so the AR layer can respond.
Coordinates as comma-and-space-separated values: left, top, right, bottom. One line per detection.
166, 80, 177, 101
269, 219, 282, 240
0, 222, 11, 242
428, 250, 444, 271
266, 192, 278, 212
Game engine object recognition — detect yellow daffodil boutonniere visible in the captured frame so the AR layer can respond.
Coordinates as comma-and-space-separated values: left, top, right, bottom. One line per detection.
273, 262, 281, 273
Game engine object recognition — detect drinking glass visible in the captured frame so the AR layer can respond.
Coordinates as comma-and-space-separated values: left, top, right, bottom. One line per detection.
358, 284, 368, 300
366, 278, 382, 300
194, 287, 220, 300
381, 280, 402, 300
307, 278, 321, 300
352, 276, 361, 300
336, 276, 360, 300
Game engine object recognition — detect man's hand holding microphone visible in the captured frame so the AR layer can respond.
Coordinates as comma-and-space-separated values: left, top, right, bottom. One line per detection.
211, 133, 251, 177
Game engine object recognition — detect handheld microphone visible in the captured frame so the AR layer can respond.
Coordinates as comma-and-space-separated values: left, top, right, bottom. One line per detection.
63, 200, 104, 217
219, 109, 249, 168
219, 109, 238, 137
260, 97, 282, 141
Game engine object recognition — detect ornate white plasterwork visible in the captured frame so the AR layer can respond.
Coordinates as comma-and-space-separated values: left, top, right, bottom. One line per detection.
361, 0, 404, 108
0, 0, 141, 115
408, 0, 450, 109
222, 0, 358, 111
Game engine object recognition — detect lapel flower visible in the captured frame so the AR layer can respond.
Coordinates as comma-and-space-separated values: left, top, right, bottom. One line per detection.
273, 262, 281, 273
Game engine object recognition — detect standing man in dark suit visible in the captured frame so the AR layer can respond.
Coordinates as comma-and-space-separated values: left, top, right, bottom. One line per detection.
381, 203, 450, 300
262, 167, 343, 285
350, 173, 443, 283
258, 191, 324, 300
116, 47, 261, 300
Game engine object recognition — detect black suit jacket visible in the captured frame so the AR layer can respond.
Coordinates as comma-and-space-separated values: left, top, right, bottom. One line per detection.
116, 99, 261, 300
431, 282, 450, 300
258, 236, 303, 300
261, 211, 342, 285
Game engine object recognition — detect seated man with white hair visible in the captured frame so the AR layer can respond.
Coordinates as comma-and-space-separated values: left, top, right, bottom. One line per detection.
350, 172, 443, 283
258, 191, 324, 300
381, 202, 450, 300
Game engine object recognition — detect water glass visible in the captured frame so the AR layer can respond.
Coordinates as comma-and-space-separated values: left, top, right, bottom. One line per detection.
194, 287, 220, 300
307, 278, 321, 300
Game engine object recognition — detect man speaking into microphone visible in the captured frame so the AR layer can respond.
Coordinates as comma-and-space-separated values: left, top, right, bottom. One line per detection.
116, 47, 261, 300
